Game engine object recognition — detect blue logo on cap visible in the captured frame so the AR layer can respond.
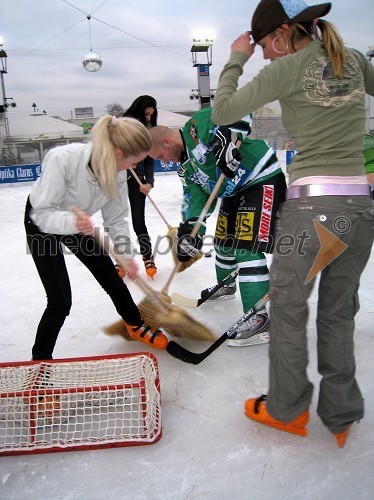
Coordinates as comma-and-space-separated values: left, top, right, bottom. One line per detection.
279, 0, 308, 19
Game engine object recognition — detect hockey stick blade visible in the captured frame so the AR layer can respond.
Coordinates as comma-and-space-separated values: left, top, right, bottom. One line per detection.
171, 269, 239, 308
166, 292, 269, 364
170, 292, 200, 308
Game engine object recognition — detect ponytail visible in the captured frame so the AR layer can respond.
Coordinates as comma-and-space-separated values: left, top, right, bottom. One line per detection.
286, 19, 347, 80
90, 115, 151, 201
315, 19, 346, 79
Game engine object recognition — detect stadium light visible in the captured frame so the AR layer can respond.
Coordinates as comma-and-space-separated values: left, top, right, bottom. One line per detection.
190, 32, 215, 109
366, 45, 374, 61
0, 39, 16, 165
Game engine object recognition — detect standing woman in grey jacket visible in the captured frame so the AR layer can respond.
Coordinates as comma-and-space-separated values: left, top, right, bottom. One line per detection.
212, 0, 374, 447
24, 115, 168, 360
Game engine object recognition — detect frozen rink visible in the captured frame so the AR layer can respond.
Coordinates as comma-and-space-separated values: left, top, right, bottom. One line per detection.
0, 173, 373, 500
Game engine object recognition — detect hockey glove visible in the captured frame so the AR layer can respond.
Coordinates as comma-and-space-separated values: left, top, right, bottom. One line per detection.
211, 127, 243, 179
228, 119, 251, 138
176, 221, 203, 263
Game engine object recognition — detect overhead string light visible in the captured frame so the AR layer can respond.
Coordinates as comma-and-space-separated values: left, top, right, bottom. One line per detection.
82, 15, 102, 72
12, 0, 191, 70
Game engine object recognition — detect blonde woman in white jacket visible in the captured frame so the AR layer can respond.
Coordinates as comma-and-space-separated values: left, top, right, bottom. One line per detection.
25, 115, 168, 360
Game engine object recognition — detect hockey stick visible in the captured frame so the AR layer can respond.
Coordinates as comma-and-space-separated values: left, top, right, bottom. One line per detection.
171, 269, 239, 308
166, 292, 269, 364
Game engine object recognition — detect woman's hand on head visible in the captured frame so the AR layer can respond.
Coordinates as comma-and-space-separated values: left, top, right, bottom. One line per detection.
231, 31, 256, 58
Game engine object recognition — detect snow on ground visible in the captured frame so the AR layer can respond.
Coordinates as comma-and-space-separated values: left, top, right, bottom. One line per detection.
0, 173, 373, 499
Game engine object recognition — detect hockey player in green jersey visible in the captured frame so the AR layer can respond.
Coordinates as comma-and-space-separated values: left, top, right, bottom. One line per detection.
149, 107, 287, 346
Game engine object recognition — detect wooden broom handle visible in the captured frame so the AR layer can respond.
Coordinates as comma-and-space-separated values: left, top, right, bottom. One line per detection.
129, 168, 173, 230
101, 232, 171, 313
163, 138, 242, 292
72, 207, 171, 314
163, 171, 226, 291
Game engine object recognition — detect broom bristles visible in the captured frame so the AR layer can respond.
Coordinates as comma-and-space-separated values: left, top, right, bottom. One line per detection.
155, 307, 215, 341
103, 290, 216, 343
102, 321, 135, 341
167, 226, 203, 273
138, 295, 216, 341
102, 312, 215, 342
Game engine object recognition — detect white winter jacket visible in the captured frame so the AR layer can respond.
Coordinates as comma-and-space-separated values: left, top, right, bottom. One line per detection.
29, 142, 134, 257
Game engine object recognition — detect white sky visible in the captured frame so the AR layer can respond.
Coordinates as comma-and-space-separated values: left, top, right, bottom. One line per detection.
1, 0, 373, 119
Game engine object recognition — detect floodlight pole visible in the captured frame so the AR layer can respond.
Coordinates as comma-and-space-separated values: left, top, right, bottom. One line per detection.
191, 38, 213, 109
0, 46, 15, 166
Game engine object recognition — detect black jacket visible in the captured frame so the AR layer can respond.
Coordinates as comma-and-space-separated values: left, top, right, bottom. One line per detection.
128, 155, 154, 187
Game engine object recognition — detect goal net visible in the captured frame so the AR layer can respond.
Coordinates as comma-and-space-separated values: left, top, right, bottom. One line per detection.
0, 352, 162, 455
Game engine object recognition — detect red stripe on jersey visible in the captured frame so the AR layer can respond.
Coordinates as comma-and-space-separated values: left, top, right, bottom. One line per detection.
258, 185, 274, 243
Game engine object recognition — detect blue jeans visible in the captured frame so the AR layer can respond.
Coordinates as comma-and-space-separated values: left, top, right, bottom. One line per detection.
267, 195, 374, 433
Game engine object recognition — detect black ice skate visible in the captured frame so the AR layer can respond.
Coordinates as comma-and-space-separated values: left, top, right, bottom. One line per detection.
200, 283, 237, 301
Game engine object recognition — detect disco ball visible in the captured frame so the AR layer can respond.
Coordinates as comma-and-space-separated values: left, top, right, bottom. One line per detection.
82, 51, 102, 72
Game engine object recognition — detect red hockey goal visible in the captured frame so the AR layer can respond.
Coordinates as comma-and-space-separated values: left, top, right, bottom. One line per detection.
0, 352, 162, 455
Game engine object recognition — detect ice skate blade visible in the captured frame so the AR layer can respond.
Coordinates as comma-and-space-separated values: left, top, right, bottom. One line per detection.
206, 294, 236, 302
227, 339, 269, 347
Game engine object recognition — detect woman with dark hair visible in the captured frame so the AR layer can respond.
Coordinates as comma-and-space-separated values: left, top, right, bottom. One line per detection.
122, 95, 158, 279
213, 0, 373, 447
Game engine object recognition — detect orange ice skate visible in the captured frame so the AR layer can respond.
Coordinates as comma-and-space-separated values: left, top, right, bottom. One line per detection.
143, 257, 157, 279
115, 264, 127, 279
245, 395, 309, 437
125, 322, 168, 349
333, 424, 352, 448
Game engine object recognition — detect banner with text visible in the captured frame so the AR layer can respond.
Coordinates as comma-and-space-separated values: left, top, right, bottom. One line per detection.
0, 164, 41, 184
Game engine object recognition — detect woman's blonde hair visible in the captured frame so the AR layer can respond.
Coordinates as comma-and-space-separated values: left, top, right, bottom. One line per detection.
90, 115, 152, 200
280, 19, 347, 79
315, 19, 346, 79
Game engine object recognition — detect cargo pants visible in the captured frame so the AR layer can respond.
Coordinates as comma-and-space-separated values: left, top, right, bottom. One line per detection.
266, 195, 374, 433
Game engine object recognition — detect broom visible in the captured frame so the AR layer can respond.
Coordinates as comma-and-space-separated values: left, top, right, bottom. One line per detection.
163, 171, 226, 294
129, 168, 176, 233
100, 231, 215, 342
71, 208, 215, 342
165, 137, 242, 286
129, 168, 180, 276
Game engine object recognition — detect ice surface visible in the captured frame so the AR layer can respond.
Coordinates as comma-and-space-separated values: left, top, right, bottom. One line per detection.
0, 173, 373, 499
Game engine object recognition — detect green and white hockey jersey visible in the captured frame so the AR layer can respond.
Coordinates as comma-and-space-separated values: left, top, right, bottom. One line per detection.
178, 107, 281, 223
